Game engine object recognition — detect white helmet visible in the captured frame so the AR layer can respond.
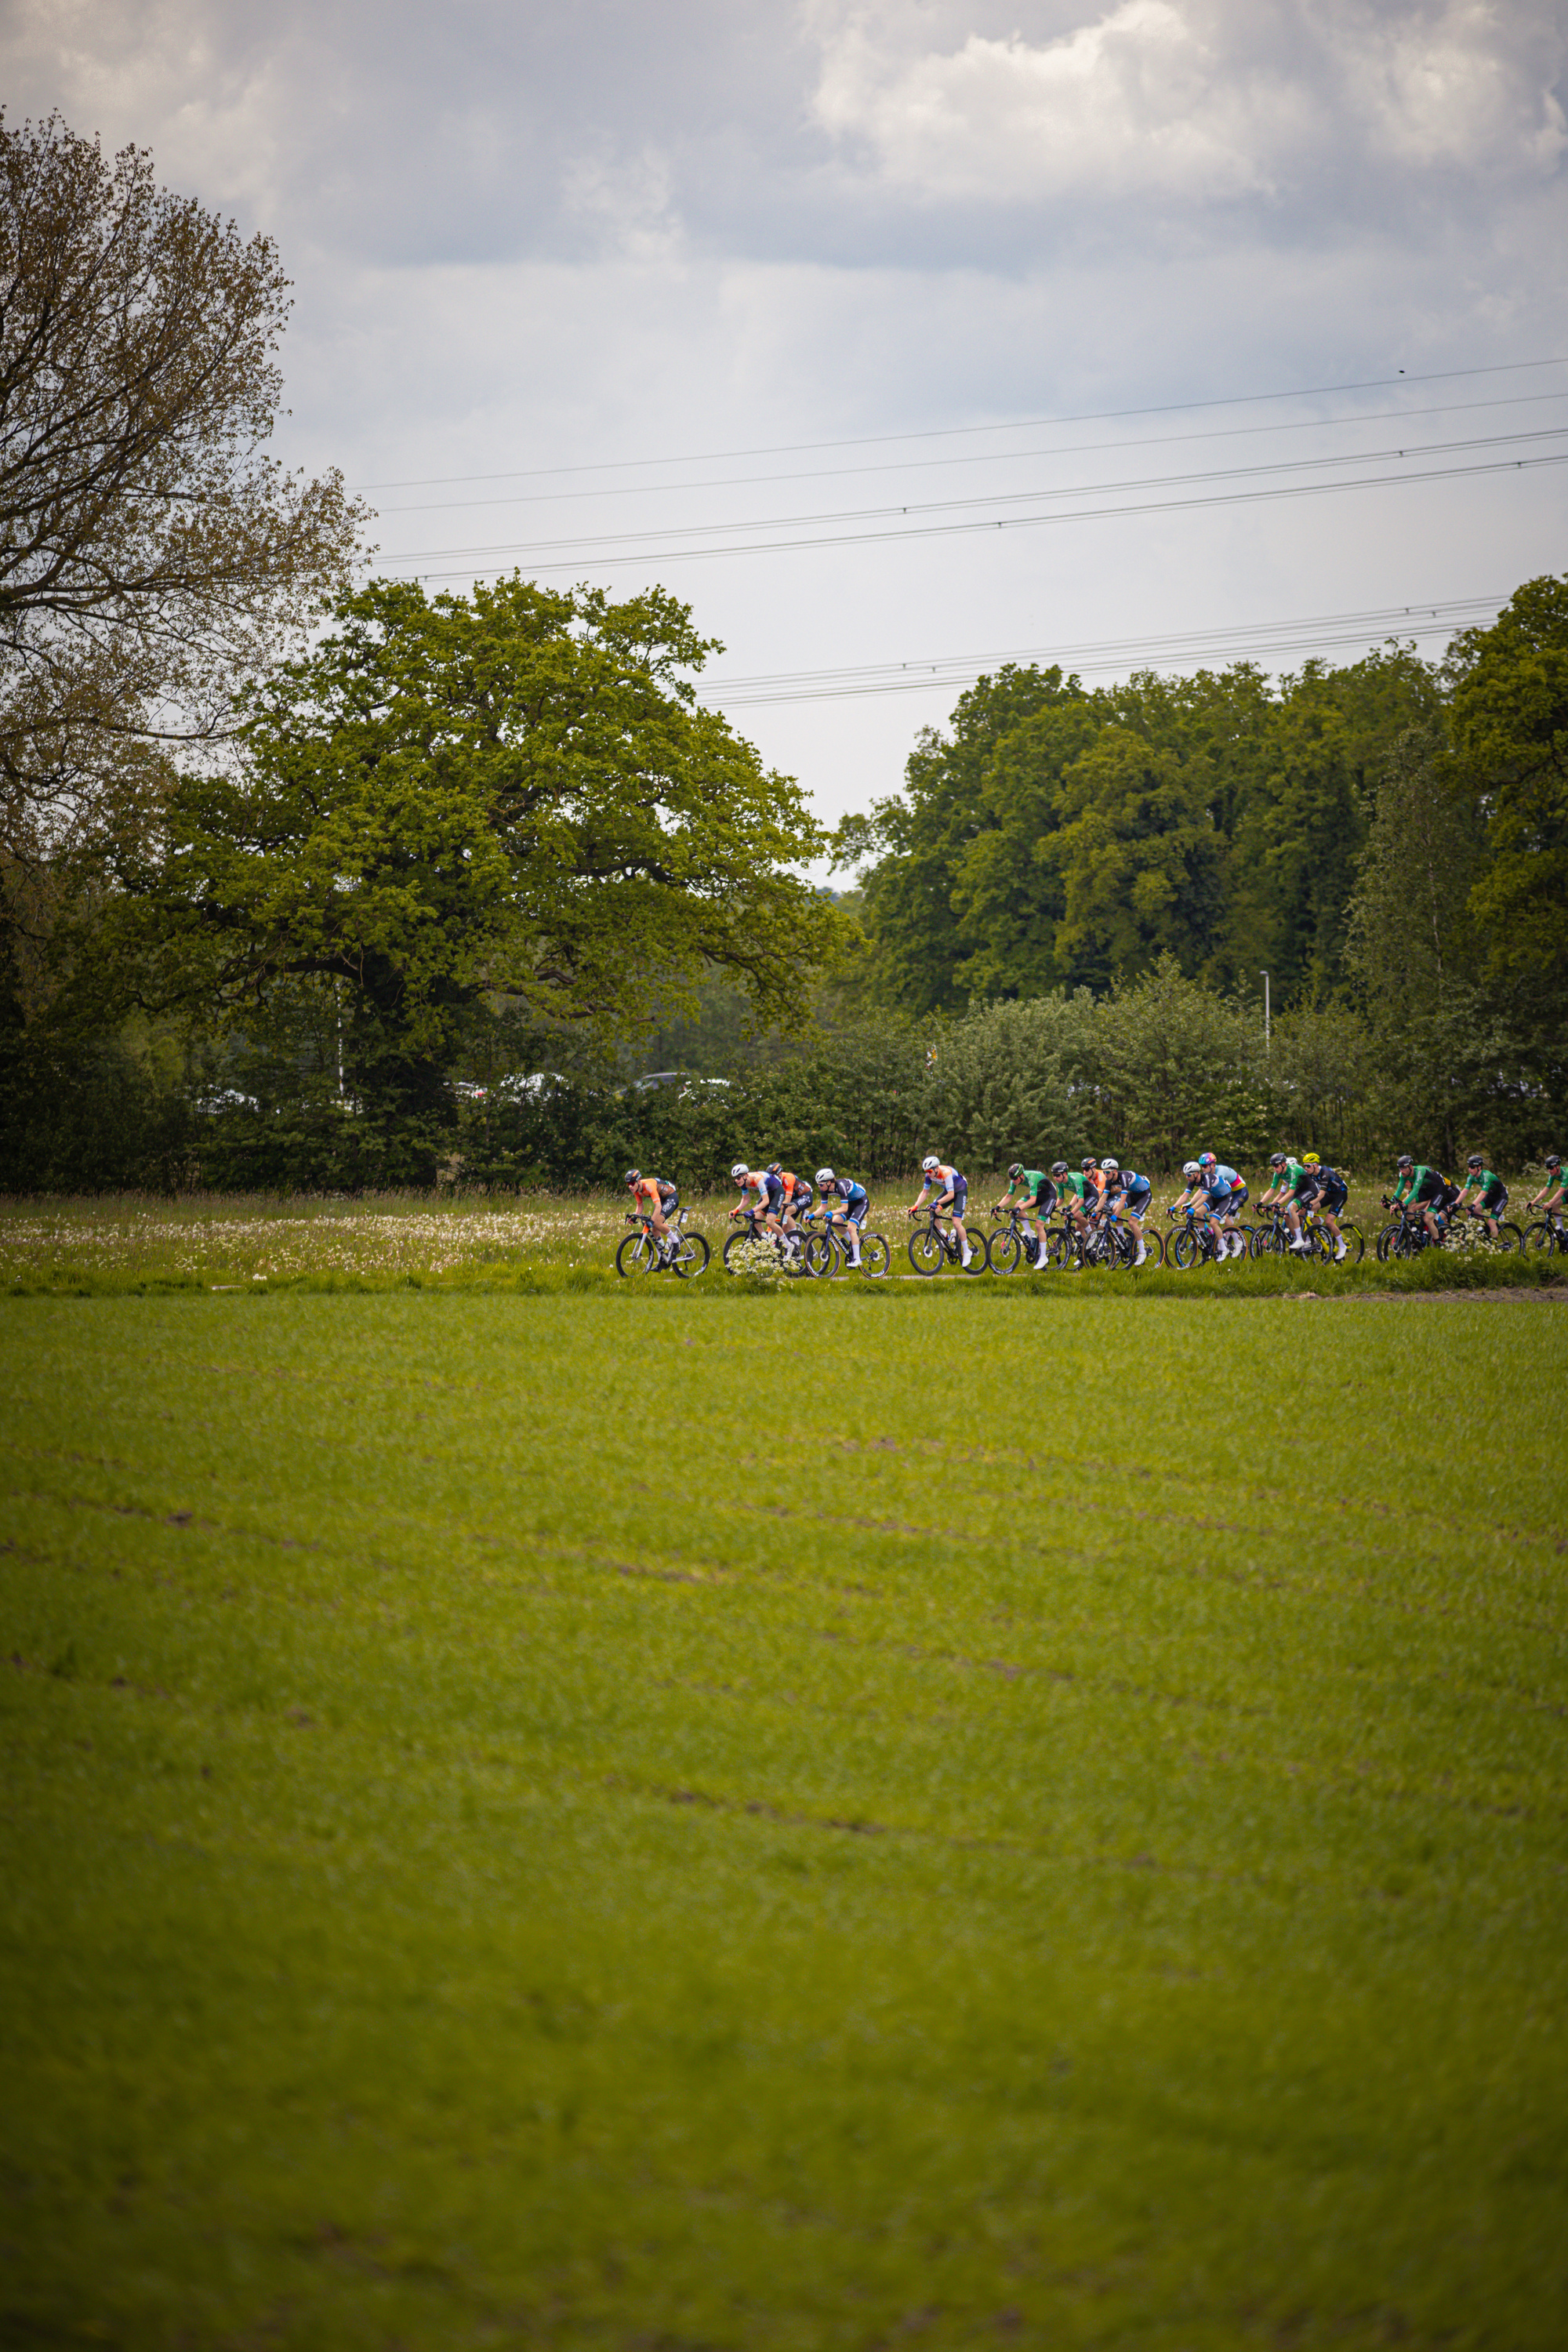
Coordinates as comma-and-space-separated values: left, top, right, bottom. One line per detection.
815, 1167, 835, 1186
921, 1153, 941, 1173
1102, 1157, 1120, 1174
730, 1163, 749, 1181
1183, 1160, 1200, 1179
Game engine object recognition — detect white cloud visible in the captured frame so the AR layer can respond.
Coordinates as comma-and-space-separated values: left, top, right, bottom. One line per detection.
808, 0, 1567, 208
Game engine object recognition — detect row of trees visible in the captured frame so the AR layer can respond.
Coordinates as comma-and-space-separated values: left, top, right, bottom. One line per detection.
2, 116, 1563, 1194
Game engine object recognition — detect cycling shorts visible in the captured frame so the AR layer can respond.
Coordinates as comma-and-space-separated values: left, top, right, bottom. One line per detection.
1029, 1181, 1058, 1214
944, 1178, 968, 1213
1122, 1181, 1152, 1211
1203, 1186, 1238, 1214
1414, 1171, 1445, 1207
1479, 1181, 1508, 1216
1319, 1178, 1347, 1214
833, 1196, 868, 1226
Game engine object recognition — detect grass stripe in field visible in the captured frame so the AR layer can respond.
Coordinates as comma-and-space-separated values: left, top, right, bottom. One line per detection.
2, 1290, 1566, 2350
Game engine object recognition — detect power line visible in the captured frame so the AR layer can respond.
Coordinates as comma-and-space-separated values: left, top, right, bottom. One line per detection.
695, 597, 1502, 708
369, 388, 1568, 517
350, 354, 1568, 495
385, 431, 1568, 575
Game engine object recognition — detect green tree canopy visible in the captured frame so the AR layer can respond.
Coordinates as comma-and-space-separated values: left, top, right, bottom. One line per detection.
1447, 573, 1568, 992
838, 647, 1437, 1010
114, 575, 845, 1145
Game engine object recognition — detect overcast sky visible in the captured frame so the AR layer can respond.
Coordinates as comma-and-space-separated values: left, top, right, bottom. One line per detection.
6, 0, 1567, 830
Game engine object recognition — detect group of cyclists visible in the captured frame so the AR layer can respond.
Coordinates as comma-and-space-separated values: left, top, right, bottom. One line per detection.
619, 1146, 1566, 1271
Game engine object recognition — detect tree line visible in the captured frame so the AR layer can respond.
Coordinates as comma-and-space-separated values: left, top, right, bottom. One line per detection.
2, 116, 1563, 1194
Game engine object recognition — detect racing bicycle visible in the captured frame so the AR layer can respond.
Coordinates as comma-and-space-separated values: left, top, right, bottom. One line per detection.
907, 1201, 989, 1276
722, 1207, 809, 1276
801, 1207, 891, 1279
616, 1207, 710, 1279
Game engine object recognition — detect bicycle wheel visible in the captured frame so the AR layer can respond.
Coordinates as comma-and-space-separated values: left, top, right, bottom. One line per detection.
858, 1232, 891, 1279
960, 1230, 991, 1273
804, 1232, 837, 1278
1494, 1223, 1523, 1253
1331, 1223, 1366, 1266
1226, 1226, 1254, 1263
1169, 1225, 1202, 1269
1524, 1221, 1559, 1254
672, 1230, 710, 1278
908, 1229, 945, 1276
723, 1229, 762, 1272
615, 1232, 652, 1277
990, 1229, 1023, 1276
1109, 1225, 1138, 1270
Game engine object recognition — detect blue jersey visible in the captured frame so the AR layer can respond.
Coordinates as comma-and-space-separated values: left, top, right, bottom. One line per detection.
825, 1178, 867, 1210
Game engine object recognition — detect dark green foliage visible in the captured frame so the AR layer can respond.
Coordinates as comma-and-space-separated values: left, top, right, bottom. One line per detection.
459, 1011, 933, 1189
843, 648, 1438, 1010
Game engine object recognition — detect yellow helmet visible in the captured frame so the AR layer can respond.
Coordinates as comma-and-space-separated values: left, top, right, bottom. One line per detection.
1304, 1152, 1319, 1165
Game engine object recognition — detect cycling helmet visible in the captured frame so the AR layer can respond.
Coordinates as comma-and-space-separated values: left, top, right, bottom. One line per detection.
1547, 1152, 1562, 1170
1007, 1162, 1023, 1181
1198, 1152, 1217, 1171
1051, 1160, 1069, 1178
1396, 1153, 1414, 1169
1102, 1157, 1120, 1174
1467, 1152, 1485, 1169
767, 1161, 782, 1177
815, 1167, 836, 1188
1269, 1152, 1288, 1169
623, 1168, 641, 1185
1183, 1160, 1200, 1179
1304, 1152, 1319, 1166
922, 1154, 941, 1173
730, 1162, 749, 1181
1081, 1156, 1097, 1171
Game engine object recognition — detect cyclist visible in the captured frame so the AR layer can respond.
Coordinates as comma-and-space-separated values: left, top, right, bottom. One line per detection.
624, 1168, 680, 1261
1526, 1152, 1565, 1229
909, 1154, 975, 1269
1101, 1158, 1152, 1264
817, 1167, 869, 1267
1196, 1152, 1248, 1258
1258, 1151, 1315, 1252
993, 1160, 1058, 1264
1455, 1152, 1509, 1240
775, 1164, 814, 1234
1055, 1158, 1091, 1243
729, 1161, 784, 1237
1306, 1152, 1350, 1260
1388, 1153, 1446, 1247
1169, 1160, 1205, 1218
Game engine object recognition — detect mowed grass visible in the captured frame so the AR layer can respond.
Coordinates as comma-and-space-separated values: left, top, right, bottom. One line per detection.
2, 1288, 1567, 2351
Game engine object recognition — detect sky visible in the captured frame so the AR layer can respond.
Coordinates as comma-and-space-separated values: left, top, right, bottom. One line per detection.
5, 0, 1567, 837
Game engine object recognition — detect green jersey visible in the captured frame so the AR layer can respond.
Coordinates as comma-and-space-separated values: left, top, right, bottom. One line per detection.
1287, 1160, 1316, 1198
1014, 1169, 1047, 1196
1061, 1171, 1087, 1202
1392, 1163, 1432, 1202
1465, 1166, 1500, 1194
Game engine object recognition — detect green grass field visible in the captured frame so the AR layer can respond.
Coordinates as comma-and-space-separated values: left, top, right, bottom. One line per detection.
4, 1283, 1567, 2350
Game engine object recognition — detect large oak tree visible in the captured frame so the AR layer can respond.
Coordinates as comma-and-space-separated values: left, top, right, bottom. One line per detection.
116, 575, 848, 1138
